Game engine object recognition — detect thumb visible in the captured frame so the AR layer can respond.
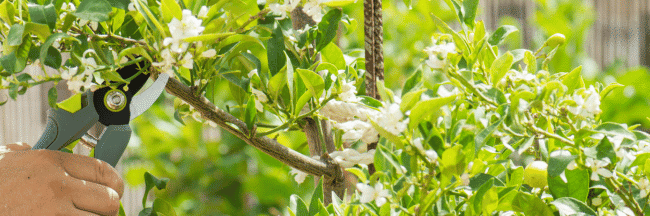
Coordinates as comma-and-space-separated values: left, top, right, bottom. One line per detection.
1, 142, 32, 152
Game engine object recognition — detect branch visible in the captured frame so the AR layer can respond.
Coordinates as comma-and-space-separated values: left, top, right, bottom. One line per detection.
152, 73, 337, 177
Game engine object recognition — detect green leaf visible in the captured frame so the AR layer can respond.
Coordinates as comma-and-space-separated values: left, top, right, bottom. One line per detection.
524, 50, 537, 74
1, 39, 31, 74
548, 168, 589, 202
400, 89, 425, 113
441, 145, 466, 177
316, 9, 342, 51
40, 33, 75, 71
321, 0, 355, 7
584, 137, 617, 163
133, 0, 167, 37
408, 94, 458, 130
138, 208, 152, 216
488, 25, 518, 45
377, 145, 403, 171
268, 23, 286, 75
28, 4, 57, 30
548, 150, 577, 177
106, 0, 130, 10
462, 0, 479, 27
358, 96, 382, 108
161, 0, 182, 22
512, 192, 554, 216
245, 95, 257, 132
290, 194, 309, 216
101, 69, 128, 83
600, 82, 624, 99
551, 197, 597, 216
490, 52, 514, 86
47, 87, 57, 109
475, 110, 507, 153
296, 69, 324, 101
632, 153, 650, 167
24, 22, 51, 42
43, 46, 62, 69
370, 119, 405, 149
402, 69, 422, 95
309, 178, 324, 216
152, 198, 177, 216
345, 168, 367, 183
592, 122, 636, 141
7, 24, 24, 46
561, 66, 582, 93
507, 166, 524, 187
0, 0, 15, 25
183, 32, 236, 43
143, 172, 169, 208
268, 69, 287, 100
73, 0, 112, 22
320, 43, 346, 69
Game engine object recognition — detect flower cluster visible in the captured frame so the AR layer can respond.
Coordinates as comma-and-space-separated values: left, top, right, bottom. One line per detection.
567, 85, 602, 119
424, 38, 456, 69
153, 9, 214, 77
61, 50, 99, 93
269, 0, 325, 22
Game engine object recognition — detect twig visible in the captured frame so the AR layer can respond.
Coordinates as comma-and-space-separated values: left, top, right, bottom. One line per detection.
527, 124, 575, 146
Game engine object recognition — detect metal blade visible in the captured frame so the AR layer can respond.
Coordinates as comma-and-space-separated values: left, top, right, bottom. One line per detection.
129, 73, 170, 120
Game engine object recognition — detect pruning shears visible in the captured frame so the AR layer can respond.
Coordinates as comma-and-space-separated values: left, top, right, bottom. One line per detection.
32, 63, 169, 167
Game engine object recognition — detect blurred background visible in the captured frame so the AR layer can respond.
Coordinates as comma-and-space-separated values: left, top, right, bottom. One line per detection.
1, 0, 649, 215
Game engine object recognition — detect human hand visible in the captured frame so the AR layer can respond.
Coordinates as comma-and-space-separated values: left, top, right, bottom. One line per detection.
0, 142, 124, 216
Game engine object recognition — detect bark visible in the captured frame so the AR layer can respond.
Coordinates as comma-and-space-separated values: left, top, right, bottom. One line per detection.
365, 0, 384, 175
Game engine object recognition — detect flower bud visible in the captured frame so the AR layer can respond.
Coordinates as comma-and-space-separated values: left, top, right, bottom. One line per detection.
544, 33, 566, 48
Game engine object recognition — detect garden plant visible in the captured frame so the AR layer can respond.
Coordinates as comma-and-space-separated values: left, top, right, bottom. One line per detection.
0, 0, 649, 215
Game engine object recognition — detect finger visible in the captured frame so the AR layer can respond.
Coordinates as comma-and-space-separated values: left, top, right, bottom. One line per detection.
64, 206, 101, 216
56, 153, 124, 198
0, 142, 31, 152
68, 178, 120, 216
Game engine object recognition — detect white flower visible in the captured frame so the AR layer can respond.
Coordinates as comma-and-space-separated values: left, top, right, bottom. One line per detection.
320, 100, 379, 123
303, 0, 324, 22
333, 120, 378, 145
585, 157, 612, 181
290, 167, 309, 184
164, 9, 205, 53
567, 160, 578, 170
339, 80, 360, 102
637, 141, 650, 154
152, 48, 176, 76
198, 6, 209, 18
616, 207, 635, 216
128, 2, 136, 11
376, 103, 407, 135
200, 49, 217, 58
356, 183, 391, 207
508, 69, 536, 82
329, 149, 375, 168
269, 0, 299, 20
424, 41, 456, 69
60, 67, 78, 80
638, 178, 650, 197
248, 69, 258, 78
179, 53, 194, 69
437, 86, 459, 97
567, 86, 601, 118
461, 173, 470, 186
